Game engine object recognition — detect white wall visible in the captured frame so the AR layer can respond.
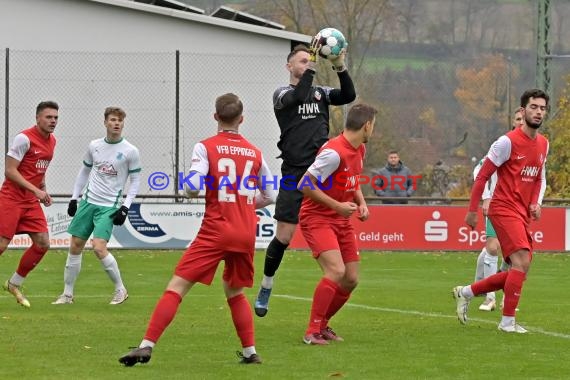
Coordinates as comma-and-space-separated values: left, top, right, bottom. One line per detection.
0, 0, 309, 197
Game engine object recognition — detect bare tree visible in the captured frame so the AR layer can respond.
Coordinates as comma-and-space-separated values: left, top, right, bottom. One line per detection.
248, 0, 394, 81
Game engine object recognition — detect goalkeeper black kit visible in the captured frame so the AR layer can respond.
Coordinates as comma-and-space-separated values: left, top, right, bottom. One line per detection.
273, 68, 355, 168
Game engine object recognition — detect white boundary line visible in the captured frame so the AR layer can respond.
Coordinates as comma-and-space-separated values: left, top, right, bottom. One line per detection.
275, 294, 570, 340
3, 292, 570, 340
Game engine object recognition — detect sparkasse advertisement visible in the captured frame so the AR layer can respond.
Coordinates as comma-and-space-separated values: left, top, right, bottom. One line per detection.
7, 203, 569, 251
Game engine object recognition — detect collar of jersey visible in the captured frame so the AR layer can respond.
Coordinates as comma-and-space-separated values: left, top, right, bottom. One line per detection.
104, 137, 124, 144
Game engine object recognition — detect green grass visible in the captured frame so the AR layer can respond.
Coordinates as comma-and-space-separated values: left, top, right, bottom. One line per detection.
1, 250, 570, 379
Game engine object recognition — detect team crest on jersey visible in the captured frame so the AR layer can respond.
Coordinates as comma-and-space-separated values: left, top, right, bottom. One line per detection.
116, 152, 124, 160
313, 91, 321, 101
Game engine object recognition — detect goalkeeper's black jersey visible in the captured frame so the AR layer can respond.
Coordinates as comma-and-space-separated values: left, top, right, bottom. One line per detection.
273, 84, 333, 167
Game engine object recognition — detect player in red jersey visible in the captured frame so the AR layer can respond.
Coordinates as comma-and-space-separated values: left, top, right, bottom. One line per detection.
297, 103, 377, 345
0, 101, 58, 308
453, 89, 549, 333
119, 94, 276, 366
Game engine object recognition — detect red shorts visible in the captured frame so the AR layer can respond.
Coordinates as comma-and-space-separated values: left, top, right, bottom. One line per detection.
174, 237, 254, 288
0, 198, 47, 239
300, 217, 360, 263
490, 214, 533, 262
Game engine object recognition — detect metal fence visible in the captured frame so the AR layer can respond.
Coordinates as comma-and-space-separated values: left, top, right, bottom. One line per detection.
1, 49, 286, 199
1, 47, 569, 200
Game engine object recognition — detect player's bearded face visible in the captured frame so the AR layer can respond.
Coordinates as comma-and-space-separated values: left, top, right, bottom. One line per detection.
289, 52, 311, 79
524, 98, 547, 130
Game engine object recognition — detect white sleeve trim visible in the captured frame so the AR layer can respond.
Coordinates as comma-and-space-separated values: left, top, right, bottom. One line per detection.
255, 156, 277, 208
486, 135, 511, 167
7, 134, 30, 161
189, 142, 209, 175
307, 149, 341, 182
538, 141, 549, 205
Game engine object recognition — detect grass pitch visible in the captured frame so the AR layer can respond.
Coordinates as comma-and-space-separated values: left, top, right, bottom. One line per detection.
1, 250, 569, 379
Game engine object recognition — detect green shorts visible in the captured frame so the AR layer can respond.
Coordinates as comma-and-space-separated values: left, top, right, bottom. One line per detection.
485, 217, 497, 239
67, 200, 117, 241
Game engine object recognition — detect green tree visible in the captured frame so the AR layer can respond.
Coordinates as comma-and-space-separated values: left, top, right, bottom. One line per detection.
543, 74, 570, 199
454, 53, 519, 158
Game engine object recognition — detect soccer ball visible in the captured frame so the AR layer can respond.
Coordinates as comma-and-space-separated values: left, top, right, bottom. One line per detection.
314, 27, 347, 60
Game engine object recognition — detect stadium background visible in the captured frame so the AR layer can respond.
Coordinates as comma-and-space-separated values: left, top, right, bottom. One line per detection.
1, 0, 569, 249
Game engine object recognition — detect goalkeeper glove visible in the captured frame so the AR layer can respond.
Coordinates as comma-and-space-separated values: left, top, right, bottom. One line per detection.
67, 200, 77, 217
309, 35, 321, 64
111, 206, 129, 226
330, 46, 347, 72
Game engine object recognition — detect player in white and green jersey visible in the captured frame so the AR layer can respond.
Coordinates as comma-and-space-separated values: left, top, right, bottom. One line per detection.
52, 107, 141, 306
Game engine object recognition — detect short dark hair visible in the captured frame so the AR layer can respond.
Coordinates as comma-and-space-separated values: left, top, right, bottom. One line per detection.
345, 103, 377, 131
520, 89, 549, 108
287, 44, 310, 62
215, 93, 243, 123
36, 101, 58, 116
388, 150, 399, 155
104, 107, 126, 120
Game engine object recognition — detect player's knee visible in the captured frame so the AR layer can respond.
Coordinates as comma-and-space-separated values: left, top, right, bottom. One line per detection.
92, 246, 107, 259
34, 241, 50, 251
343, 277, 358, 291
326, 267, 346, 282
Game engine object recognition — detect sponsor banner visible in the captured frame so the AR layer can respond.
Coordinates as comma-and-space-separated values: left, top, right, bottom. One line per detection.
289, 206, 568, 252
8, 202, 277, 250
8, 203, 567, 251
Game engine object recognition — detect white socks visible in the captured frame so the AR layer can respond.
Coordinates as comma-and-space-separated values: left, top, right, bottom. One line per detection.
9, 273, 25, 287
63, 252, 83, 296
483, 252, 498, 300
243, 346, 256, 358
140, 339, 155, 349
500, 316, 515, 326
475, 248, 486, 282
100, 253, 125, 291
261, 275, 274, 289
461, 285, 475, 298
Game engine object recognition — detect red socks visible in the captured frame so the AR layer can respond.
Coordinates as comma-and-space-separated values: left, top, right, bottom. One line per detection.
503, 269, 526, 317
16, 244, 48, 277
322, 285, 351, 329
227, 293, 255, 348
306, 277, 339, 335
471, 271, 508, 295
144, 290, 182, 343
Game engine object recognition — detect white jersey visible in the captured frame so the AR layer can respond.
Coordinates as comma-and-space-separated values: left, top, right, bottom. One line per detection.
81, 137, 141, 207
473, 157, 497, 200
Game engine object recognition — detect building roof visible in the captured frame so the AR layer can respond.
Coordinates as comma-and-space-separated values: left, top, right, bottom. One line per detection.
87, 0, 310, 43
134, 0, 205, 14
211, 5, 285, 30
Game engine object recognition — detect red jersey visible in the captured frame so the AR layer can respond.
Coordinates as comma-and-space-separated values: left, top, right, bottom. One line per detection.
190, 132, 263, 252
0, 126, 56, 204
300, 133, 365, 221
470, 127, 548, 222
